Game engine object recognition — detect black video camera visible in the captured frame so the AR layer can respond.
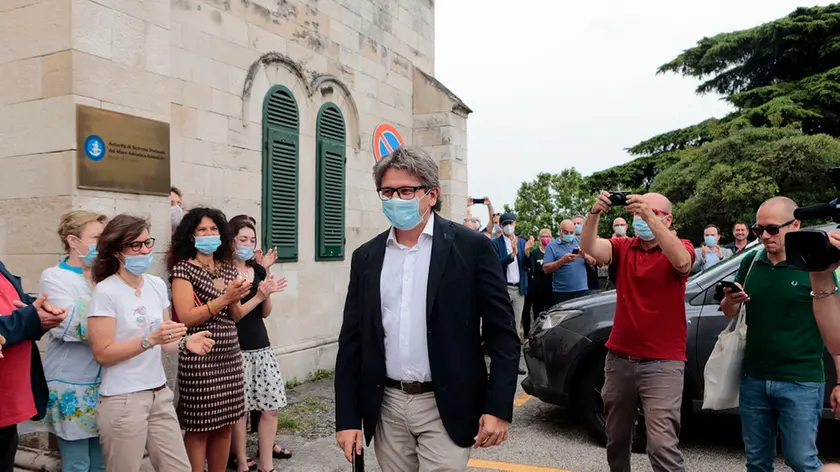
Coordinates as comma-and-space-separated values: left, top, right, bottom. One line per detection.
785, 167, 840, 271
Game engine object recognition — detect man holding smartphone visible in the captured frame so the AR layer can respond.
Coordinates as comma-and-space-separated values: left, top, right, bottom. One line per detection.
721, 197, 840, 472
542, 220, 589, 306
581, 192, 693, 472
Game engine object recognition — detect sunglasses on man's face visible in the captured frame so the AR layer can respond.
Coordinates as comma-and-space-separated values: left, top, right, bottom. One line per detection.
751, 219, 795, 237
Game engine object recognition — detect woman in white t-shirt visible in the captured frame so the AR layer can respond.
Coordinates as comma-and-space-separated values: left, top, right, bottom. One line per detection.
87, 214, 215, 472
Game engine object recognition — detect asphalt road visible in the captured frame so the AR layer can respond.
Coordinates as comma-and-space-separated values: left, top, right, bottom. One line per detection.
265, 373, 840, 472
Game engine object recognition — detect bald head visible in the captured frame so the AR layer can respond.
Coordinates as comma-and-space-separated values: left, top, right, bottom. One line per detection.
613, 217, 627, 227
644, 193, 672, 214
559, 219, 574, 233
757, 196, 798, 221
756, 196, 800, 255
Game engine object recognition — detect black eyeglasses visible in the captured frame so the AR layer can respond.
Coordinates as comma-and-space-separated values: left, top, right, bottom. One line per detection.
751, 220, 794, 237
125, 238, 155, 252
377, 186, 427, 200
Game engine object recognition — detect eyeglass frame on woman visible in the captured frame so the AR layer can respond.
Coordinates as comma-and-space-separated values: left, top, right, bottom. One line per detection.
124, 238, 156, 253
751, 219, 795, 237
377, 185, 428, 200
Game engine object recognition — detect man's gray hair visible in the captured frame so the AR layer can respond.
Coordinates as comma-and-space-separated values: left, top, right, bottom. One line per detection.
373, 146, 442, 212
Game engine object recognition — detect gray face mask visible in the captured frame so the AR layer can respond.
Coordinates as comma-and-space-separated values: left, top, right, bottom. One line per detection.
493, 224, 502, 236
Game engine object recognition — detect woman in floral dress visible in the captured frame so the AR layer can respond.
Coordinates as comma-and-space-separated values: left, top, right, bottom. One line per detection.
27, 211, 107, 472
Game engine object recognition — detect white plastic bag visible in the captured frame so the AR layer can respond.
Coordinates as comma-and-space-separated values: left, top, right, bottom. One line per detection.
702, 307, 747, 410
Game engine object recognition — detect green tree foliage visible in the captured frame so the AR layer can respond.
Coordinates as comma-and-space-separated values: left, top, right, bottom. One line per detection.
659, 5, 840, 96
509, 5, 840, 243
508, 170, 592, 238
650, 128, 840, 242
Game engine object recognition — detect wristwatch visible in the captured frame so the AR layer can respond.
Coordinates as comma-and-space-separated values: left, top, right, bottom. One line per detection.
178, 335, 190, 354
141, 333, 152, 350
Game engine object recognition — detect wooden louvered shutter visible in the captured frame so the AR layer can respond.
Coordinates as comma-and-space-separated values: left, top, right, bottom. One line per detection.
262, 86, 299, 262
315, 104, 346, 261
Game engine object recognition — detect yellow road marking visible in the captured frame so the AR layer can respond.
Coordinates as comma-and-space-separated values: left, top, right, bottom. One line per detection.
468, 458, 571, 472
513, 392, 532, 407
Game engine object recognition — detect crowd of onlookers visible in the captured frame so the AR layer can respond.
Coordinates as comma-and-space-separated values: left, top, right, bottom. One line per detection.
0, 188, 293, 472
463, 200, 757, 345
466, 191, 840, 472
4, 157, 840, 472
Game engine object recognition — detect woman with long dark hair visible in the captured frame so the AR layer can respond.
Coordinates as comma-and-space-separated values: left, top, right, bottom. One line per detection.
87, 214, 214, 471
168, 207, 251, 472
227, 218, 290, 472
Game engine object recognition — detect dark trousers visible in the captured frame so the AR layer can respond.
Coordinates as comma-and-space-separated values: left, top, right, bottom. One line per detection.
550, 290, 590, 307
250, 410, 261, 433
0, 425, 17, 472
532, 289, 550, 320
522, 294, 533, 339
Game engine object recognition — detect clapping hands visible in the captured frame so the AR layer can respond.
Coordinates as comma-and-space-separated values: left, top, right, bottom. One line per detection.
257, 276, 288, 300
13, 293, 68, 330
255, 247, 278, 269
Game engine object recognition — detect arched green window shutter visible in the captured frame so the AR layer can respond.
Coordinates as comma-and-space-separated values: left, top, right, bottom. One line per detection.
262, 86, 299, 262
315, 103, 346, 261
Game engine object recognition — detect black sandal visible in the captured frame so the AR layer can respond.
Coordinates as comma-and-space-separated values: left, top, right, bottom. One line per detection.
257, 444, 293, 459
228, 455, 257, 471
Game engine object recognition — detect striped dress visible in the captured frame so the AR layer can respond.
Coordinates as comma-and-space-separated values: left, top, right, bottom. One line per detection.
171, 260, 244, 432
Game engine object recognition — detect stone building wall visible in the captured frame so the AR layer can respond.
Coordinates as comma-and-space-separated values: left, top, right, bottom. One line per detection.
0, 0, 469, 382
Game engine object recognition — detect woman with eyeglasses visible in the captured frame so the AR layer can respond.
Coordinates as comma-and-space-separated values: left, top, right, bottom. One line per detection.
87, 214, 214, 471
20, 211, 107, 472
168, 207, 252, 472
227, 218, 290, 472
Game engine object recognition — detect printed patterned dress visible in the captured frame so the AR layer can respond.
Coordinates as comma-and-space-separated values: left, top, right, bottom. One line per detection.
171, 260, 245, 432
20, 261, 100, 440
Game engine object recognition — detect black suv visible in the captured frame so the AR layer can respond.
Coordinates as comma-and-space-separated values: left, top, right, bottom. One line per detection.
522, 235, 838, 450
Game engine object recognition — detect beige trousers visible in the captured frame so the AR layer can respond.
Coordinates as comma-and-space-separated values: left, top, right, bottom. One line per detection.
374, 387, 471, 472
96, 386, 190, 472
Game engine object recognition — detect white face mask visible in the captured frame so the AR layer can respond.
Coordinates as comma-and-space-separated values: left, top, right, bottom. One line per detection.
502, 225, 515, 236
614, 226, 627, 236
171, 205, 183, 228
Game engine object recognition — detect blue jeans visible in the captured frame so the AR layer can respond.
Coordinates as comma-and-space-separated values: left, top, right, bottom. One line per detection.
57, 437, 105, 472
739, 375, 824, 472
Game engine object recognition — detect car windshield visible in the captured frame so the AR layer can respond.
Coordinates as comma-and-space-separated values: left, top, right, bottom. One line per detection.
689, 240, 761, 288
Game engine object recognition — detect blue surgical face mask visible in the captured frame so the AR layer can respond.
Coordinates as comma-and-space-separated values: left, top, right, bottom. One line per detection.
633, 215, 655, 241
562, 234, 576, 243
72, 237, 98, 267
195, 235, 222, 255
234, 245, 255, 261
704, 235, 718, 247
122, 253, 154, 275
574, 224, 583, 235
80, 244, 98, 267
381, 194, 429, 231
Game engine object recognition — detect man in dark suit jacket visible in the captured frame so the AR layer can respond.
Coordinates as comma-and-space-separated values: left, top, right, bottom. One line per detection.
334, 147, 520, 472
0, 261, 66, 472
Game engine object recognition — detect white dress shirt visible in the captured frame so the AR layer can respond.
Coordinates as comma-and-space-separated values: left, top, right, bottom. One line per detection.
504, 236, 520, 285
380, 214, 435, 382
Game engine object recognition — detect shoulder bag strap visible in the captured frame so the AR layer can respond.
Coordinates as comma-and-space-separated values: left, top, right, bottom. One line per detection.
735, 248, 763, 329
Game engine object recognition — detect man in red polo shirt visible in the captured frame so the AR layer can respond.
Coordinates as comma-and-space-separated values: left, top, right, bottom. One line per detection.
581, 192, 694, 472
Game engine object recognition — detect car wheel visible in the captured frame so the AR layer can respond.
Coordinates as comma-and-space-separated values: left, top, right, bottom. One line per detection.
577, 356, 647, 454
